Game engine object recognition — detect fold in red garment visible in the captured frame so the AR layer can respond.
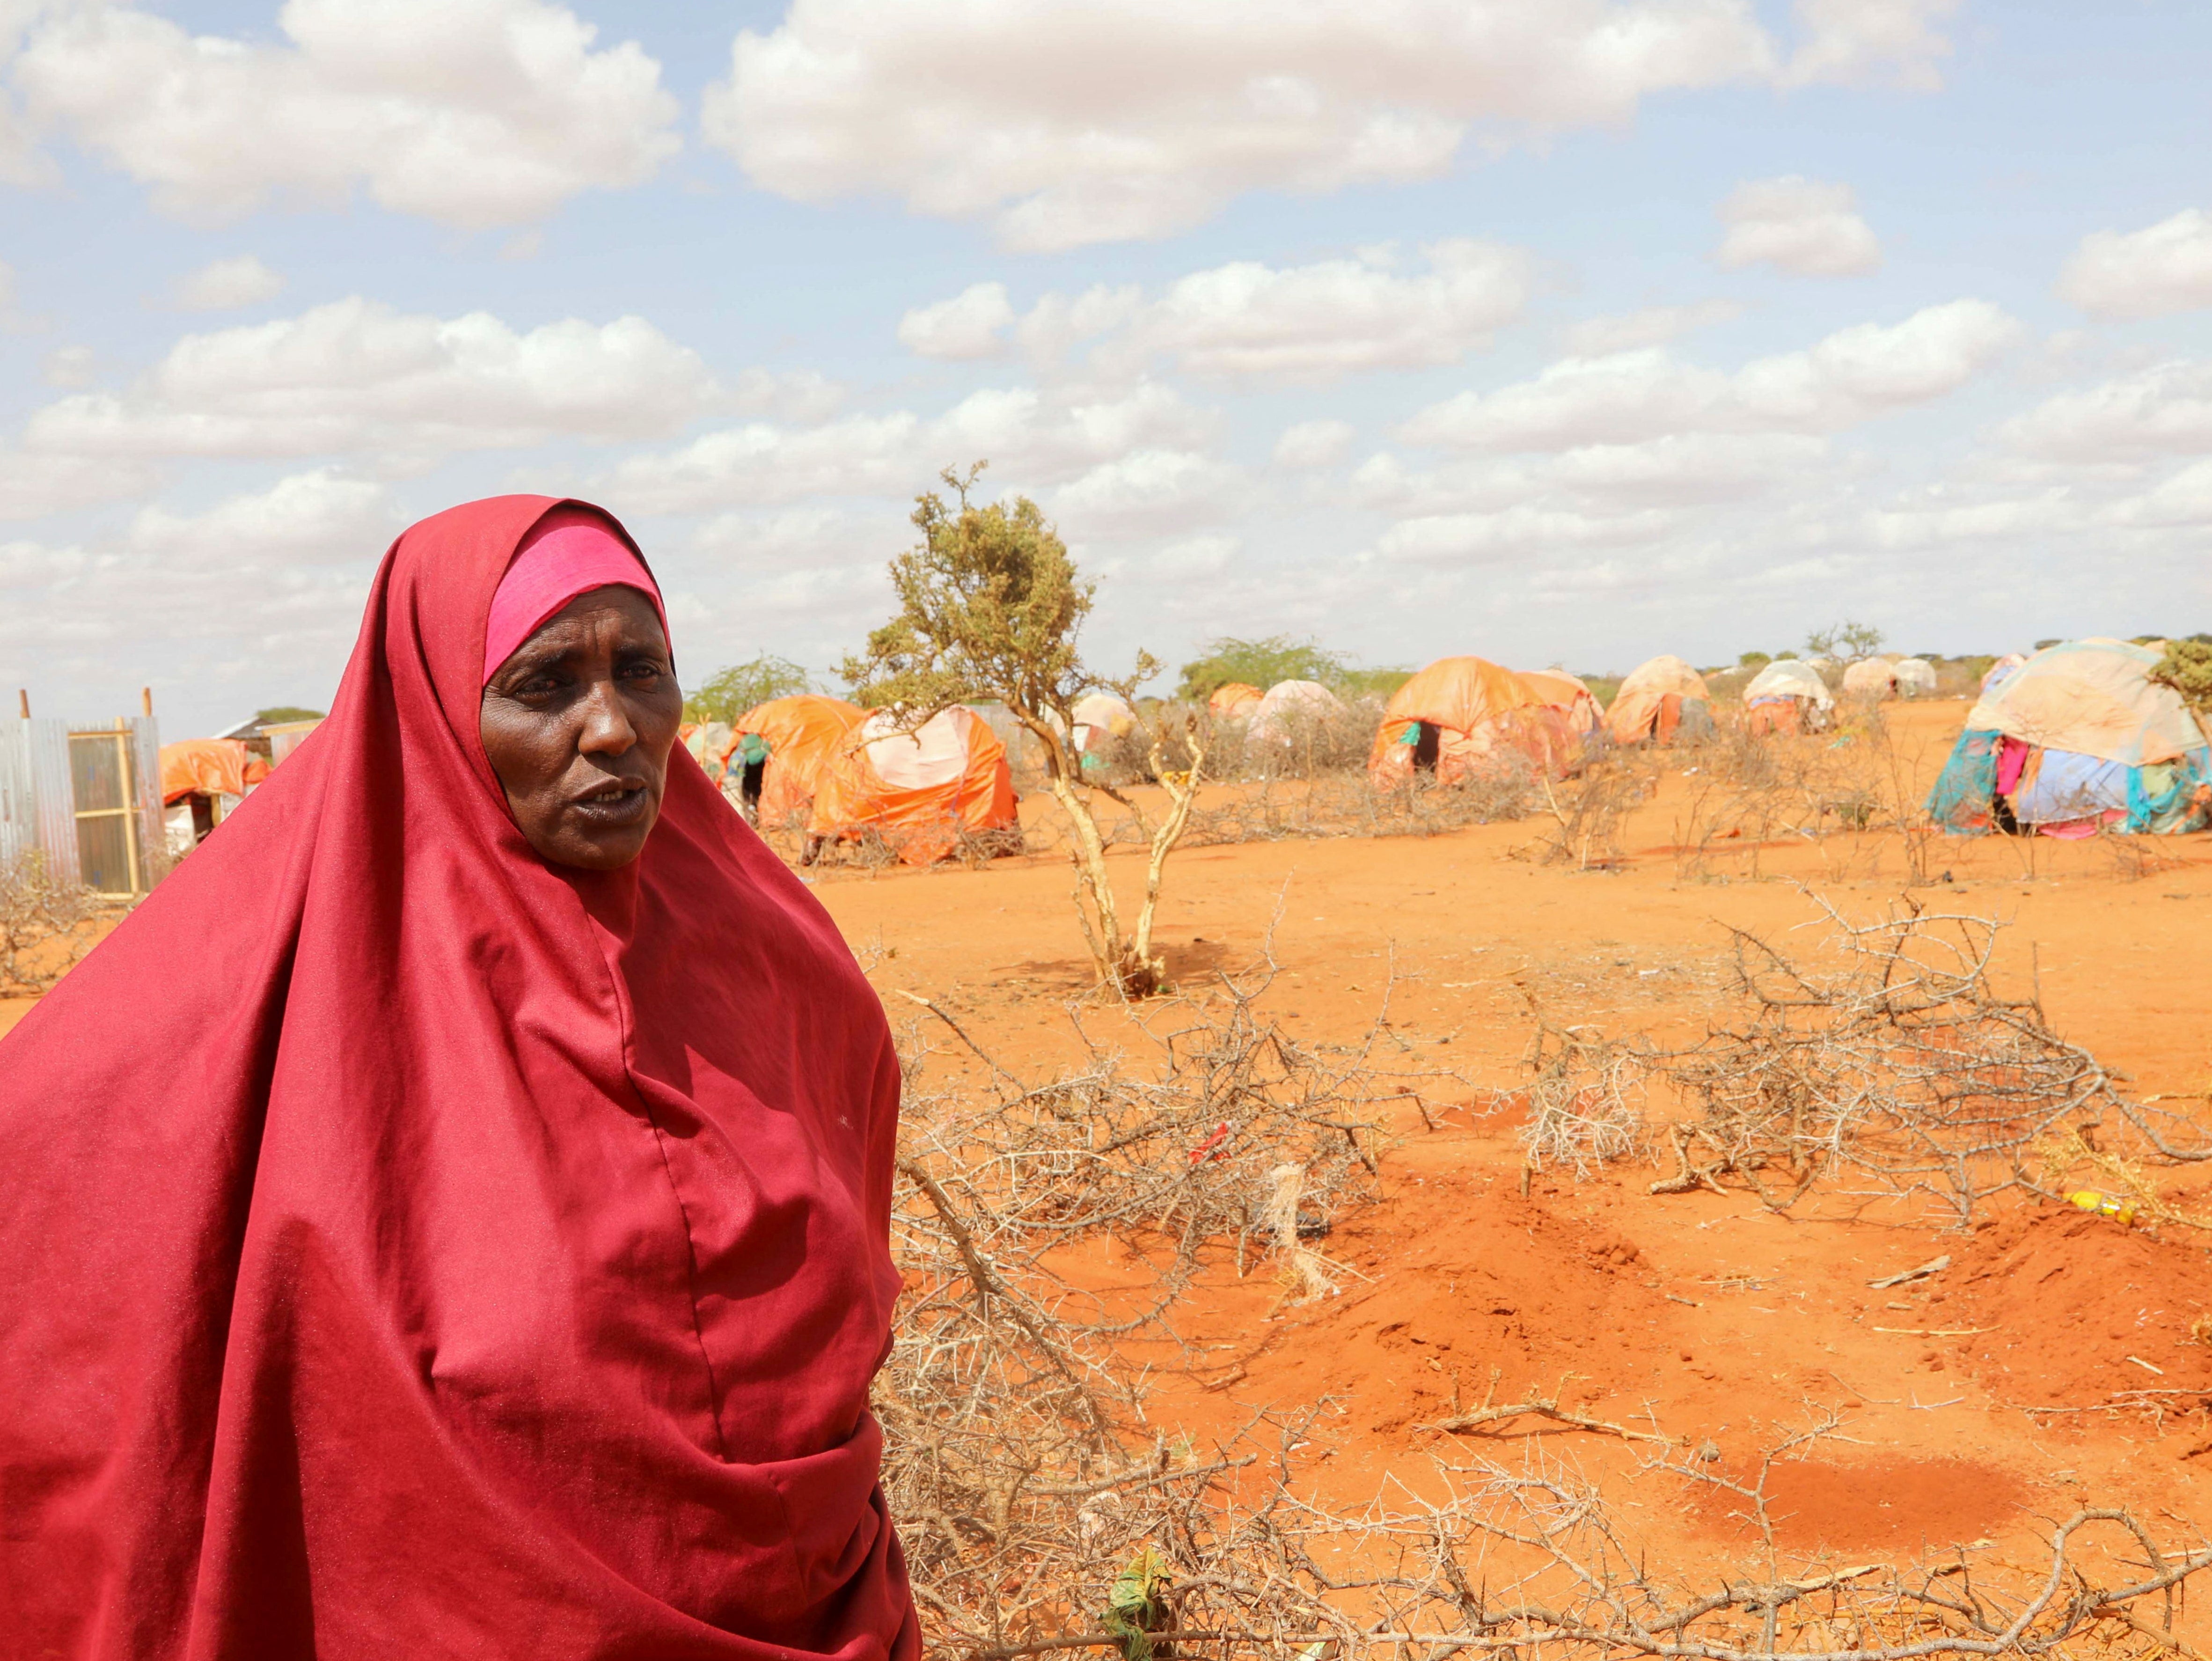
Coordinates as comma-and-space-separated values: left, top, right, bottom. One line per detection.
0, 495, 917, 1661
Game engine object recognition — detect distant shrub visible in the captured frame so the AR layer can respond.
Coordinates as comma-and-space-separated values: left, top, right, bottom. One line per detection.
686, 654, 813, 724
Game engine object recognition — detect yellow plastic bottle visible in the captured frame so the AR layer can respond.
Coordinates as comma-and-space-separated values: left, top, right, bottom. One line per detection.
2068, 1190, 2138, 1226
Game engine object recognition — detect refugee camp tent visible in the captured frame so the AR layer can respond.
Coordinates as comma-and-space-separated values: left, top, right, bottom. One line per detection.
1369, 656, 1575, 787
730, 695, 867, 829
808, 705, 1020, 865
1206, 682, 1263, 720
1841, 658, 1898, 699
1926, 639, 2212, 836
1741, 659, 1836, 736
1982, 654, 2027, 694
1071, 691, 1138, 765
1248, 679, 1346, 746
1516, 669, 1604, 769
681, 721, 735, 786
1893, 658, 1938, 698
1606, 655, 1714, 747
159, 738, 249, 854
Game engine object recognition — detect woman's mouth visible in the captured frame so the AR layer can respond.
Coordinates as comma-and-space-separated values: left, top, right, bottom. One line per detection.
569, 779, 652, 827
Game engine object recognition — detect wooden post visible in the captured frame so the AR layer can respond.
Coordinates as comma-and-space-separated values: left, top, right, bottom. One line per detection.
141, 686, 153, 717
15, 689, 26, 718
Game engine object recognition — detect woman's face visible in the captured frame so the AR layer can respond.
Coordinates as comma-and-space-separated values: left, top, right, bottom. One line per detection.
480, 585, 682, 870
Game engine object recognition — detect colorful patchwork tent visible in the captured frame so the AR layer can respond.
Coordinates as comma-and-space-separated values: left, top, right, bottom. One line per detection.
1369, 656, 1576, 787
1926, 639, 2212, 837
1981, 653, 2027, 694
1607, 655, 1714, 747
731, 695, 868, 829
1741, 659, 1836, 736
681, 721, 735, 785
808, 705, 1019, 865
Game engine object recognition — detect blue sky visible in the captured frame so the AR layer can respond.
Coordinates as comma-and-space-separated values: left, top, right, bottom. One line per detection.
1, 0, 2209, 735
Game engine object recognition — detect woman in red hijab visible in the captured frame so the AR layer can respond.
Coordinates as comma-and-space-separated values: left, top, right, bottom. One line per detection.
0, 497, 917, 1660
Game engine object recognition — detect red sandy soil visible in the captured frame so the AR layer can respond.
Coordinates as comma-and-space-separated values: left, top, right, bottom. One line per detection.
8, 698, 2210, 1585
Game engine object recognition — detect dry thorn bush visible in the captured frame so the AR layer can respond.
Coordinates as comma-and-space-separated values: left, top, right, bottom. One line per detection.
1516, 995, 1647, 1179
880, 958, 1444, 1654
0, 851, 107, 995
1641, 893, 2212, 1225
878, 944, 2212, 1661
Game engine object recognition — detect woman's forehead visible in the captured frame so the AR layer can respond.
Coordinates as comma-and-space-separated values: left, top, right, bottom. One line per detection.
518, 585, 668, 652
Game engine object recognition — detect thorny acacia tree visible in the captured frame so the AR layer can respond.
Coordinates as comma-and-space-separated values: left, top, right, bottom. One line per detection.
843, 463, 1204, 996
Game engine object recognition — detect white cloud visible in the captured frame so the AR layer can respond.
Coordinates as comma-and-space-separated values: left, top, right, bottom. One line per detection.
0, 451, 158, 520
1274, 419, 1357, 469
2058, 209, 2212, 321
1715, 176, 1881, 277
897, 281, 1016, 359
15, 0, 679, 227
2104, 459, 2212, 528
2001, 359, 2212, 464
601, 380, 1215, 515
174, 255, 285, 312
1371, 505, 1679, 566
1115, 239, 1531, 382
1781, 0, 1958, 91
708, 0, 1954, 251
1564, 299, 1742, 357
125, 469, 398, 565
1050, 449, 1245, 540
40, 344, 94, 387
1401, 299, 2016, 450
1148, 533, 1239, 578
22, 297, 721, 461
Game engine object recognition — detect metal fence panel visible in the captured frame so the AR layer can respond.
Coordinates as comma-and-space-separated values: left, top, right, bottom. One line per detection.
0, 721, 31, 868
126, 715, 162, 891
26, 717, 81, 887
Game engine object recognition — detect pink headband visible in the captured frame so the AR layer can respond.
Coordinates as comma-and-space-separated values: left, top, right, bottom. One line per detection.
483, 507, 669, 684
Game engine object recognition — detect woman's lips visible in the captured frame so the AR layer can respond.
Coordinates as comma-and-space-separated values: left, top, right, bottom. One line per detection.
569, 781, 653, 827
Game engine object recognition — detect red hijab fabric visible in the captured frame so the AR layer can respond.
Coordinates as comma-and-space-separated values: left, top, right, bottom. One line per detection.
0, 496, 916, 1660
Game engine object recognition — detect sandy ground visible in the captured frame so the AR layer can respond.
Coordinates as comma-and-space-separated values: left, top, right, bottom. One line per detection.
797, 698, 2212, 1576
7, 697, 2207, 1586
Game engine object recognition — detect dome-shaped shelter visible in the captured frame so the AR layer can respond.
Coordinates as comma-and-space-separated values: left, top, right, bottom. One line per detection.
1981, 653, 2027, 694
1369, 657, 1575, 788
731, 695, 868, 830
1741, 659, 1836, 736
1520, 668, 1603, 735
1206, 682, 1263, 720
1607, 655, 1714, 747
809, 705, 1019, 865
1248, 679, 1345, 744
1893, 658, 1939, 698
1071, 690, 1137, 765
1841, 658, 1898, 699
1926, 639, 2212, 836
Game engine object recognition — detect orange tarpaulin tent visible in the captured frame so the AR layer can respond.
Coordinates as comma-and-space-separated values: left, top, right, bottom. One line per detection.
1606, 655, 1712, 746
1206, 682, 1263, 719
732, 696, 868, 829
1516, 669, 1603, 763
159, 739, 249, 805
809, 706, 1018, 865
1369, 656, 1575, 788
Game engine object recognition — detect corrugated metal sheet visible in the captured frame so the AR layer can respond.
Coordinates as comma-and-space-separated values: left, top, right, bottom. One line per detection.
0, 721, 32, 868
25, 718, 79, 887
126, 715, 162, 890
